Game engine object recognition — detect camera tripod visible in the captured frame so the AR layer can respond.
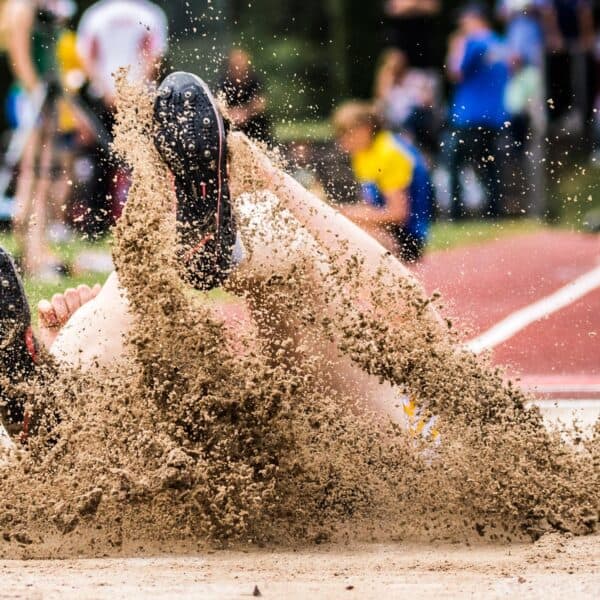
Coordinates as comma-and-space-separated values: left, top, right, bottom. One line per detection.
0, 76, 113, 277
0, 78, 111, 204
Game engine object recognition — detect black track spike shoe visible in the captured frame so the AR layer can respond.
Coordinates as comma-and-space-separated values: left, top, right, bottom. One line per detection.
153, 72, 237, 290
0, 247, 38, 431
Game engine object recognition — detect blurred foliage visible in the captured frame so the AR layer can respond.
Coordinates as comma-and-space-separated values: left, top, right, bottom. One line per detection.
275, 118, 332, 143
70, 0, 499, 123
550, 163, 600, 228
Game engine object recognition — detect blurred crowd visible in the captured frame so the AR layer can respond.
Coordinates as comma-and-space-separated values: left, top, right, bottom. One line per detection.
330, 0, 600, 260
0, 0, 271, 280
0, 0, 598, 277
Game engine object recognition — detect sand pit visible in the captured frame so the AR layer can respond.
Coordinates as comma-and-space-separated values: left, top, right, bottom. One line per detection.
0, 80, 598, 598
2, 534, 599, 599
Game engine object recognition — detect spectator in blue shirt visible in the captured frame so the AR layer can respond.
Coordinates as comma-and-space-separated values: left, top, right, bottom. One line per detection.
447, 4, 510, 219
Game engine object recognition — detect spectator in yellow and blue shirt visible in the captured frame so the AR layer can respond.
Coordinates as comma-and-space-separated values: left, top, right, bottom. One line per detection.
332, 101, 433, 262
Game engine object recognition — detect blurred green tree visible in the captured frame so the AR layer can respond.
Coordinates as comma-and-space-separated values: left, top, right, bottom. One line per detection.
72, 0, 497, 125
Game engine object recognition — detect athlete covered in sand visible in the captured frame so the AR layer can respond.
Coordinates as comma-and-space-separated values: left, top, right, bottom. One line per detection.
1, 72, 440, 445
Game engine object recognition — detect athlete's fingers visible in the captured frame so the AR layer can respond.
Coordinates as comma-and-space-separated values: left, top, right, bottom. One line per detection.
91, 283, 102, 298
76, 284, 93, 306
50, 293, 70, 325
63, 288, 82, 317
37, 299, 59, 328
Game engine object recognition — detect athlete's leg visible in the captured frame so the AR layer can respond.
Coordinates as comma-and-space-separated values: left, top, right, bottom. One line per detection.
228, 135, 444, 424
230, 132, 437, 310
49, 269, 258, 371
230, 192, 404, 422
52, 73, 243, 369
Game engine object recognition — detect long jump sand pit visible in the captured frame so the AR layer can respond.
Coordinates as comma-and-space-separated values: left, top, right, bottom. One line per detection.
1, 84, 598, 599
3, 405, 597, 599
2, 534, 598, 599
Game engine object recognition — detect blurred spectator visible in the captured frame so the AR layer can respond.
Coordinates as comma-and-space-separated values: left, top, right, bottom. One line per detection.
76, 0, 168, 235
288, 141, 326, 200
383, 0, 442, 70
0, 0, 13, 138
498, 1, 547, 214
540, 0, 595, 127
77, 0, 168, 109
332, 101, 433, 262
541, 0, 595, 52
218, 48, 272, 144
498, 0, 546, 129
47, 27, 86, 242
447, 4, 510, 219
4, 0, 78, 277
373, 48, 437, 154
498, 1, 546, 68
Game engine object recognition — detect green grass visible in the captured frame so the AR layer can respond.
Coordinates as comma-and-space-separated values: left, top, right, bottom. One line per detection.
0, 231, 111, 315
427, 219, 545, 252
274, 119, 332, 143
0, 232, 111, 264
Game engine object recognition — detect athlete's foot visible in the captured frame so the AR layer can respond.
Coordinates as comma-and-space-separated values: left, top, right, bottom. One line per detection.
37, 283, 102, 349
153, 71, 237, 290
0, 247, 38, 430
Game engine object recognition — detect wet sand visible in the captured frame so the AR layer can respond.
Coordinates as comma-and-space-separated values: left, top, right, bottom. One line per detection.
2, 534, 598, 599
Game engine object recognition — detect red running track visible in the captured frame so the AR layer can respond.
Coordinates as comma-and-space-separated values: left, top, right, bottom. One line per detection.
413, 230, 600, 399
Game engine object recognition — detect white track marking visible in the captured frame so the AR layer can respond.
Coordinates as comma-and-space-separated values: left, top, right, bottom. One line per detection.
531, 398, 600, 431
466, 263, 600, 354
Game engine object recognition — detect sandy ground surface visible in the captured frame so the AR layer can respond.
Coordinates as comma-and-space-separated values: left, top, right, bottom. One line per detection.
1, 398, 597, 600
1, 534, 598, 599
3, 117, 598, 600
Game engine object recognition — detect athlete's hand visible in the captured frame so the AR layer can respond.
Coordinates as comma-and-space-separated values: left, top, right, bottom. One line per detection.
38, 284, 102, 329
37, 284, 102, 350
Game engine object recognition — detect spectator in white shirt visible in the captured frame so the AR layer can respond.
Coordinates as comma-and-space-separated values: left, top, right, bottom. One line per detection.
77, 0, 168, 107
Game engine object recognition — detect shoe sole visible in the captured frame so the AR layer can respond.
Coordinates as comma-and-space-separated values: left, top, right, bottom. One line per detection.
0, 248, 30, 352
153, 72, 236, 289
0, 248, 36, 427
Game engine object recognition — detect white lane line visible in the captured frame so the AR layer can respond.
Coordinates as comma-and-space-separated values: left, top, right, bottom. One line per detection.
466, 263, 600, 354
531, 399, 600, 430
